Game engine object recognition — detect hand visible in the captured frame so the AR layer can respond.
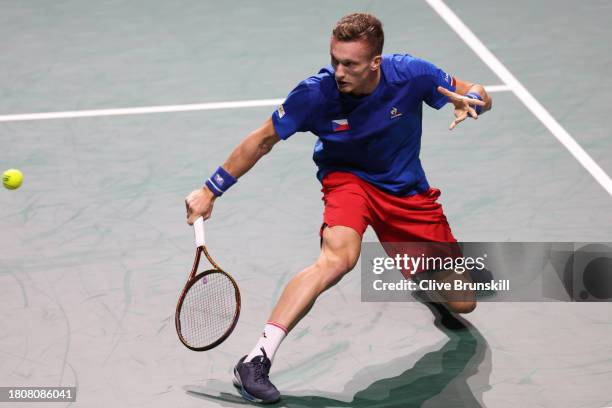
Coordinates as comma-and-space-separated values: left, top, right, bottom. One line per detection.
437, 86, 486, 130
185, 187, 216, 225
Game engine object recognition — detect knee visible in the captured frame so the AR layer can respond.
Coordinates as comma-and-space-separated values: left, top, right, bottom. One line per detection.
447, 300, 477, 314
315, 253, 358, 290
324, 253, 357, 279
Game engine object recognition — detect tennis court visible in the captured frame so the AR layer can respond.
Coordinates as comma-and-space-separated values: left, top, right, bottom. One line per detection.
1, 1, 611, 407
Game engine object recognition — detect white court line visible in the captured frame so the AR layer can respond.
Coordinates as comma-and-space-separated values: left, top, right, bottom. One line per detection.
0, 86, 509, 123
0, 98, 285, 122
426, 0, 612, 197
483, 84, 511, 93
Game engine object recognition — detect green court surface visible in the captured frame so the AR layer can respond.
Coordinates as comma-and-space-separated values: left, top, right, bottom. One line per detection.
1, 1, 611, 407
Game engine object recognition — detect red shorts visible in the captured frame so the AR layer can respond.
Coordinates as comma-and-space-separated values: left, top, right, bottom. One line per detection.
320, 172, 460, 277
320, 171, 457, 242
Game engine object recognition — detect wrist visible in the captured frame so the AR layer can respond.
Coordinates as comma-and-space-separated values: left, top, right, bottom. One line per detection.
202, 185, 217, 200
465, 92, 483, 115
204, 166, 238, 197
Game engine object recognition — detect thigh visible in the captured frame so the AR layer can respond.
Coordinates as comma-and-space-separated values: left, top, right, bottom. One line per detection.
320, 172, 373, 238
314, 225, 362, 289
320, 225, 362, 269
369, 187, 460, 277
372, 187, 456, 243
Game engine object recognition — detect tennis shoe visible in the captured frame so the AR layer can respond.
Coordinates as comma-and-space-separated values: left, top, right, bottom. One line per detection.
233, 348, 280, 404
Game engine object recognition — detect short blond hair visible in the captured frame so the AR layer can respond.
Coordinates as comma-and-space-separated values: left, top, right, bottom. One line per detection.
332, 13, 384, 56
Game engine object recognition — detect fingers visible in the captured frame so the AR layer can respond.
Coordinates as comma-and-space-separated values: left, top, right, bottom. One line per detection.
438, 86, 486, 107
437, 86, 459, 102
465, 97, 486, 107
185, 192, 198, 225
187, 212, 202, 225
185, 199, 194, 224
186, 204, 209, 225
467, 105, 478, 119
437, 86, 453, 97
185, 192, 194, 223
185, 189, 212, 225
449, 111, 468, 130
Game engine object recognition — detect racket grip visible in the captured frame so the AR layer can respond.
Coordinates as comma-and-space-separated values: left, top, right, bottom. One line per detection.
194, 217, 206, 248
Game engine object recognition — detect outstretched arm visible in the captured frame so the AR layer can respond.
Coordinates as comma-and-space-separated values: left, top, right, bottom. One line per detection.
185, 117, 281, 224
221, 117, 281, 178
437, 78, 492, 130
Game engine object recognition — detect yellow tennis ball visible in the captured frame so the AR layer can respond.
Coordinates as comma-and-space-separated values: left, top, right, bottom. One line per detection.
3, 168, 24, 190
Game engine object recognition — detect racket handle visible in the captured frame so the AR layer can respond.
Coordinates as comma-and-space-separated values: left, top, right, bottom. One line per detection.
194, 217, 206, 248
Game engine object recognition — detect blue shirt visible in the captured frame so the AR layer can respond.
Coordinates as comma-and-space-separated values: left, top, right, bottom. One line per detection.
271, 54, 456, 196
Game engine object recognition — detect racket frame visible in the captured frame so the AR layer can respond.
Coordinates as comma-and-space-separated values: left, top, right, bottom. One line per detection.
175, 221, 241, 351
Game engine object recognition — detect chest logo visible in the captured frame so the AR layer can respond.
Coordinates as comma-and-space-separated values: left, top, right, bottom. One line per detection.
332, 119, 350, 132
390, 107, 403, 119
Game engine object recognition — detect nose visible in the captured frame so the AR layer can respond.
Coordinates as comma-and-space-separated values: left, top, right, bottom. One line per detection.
335, 64, 345, 79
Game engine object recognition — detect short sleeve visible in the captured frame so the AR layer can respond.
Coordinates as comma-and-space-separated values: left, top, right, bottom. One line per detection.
271, 81, 317, 140
410, 58, 456, 110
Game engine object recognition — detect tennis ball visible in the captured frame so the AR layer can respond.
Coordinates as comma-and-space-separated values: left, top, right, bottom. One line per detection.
3, 168, 23, 190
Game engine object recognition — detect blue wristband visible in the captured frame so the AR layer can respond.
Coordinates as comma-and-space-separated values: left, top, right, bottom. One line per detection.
465, 92, 483, 115
205, 166, 237, 197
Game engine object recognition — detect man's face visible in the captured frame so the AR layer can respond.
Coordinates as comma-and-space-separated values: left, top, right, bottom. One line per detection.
330, 37, 379, 94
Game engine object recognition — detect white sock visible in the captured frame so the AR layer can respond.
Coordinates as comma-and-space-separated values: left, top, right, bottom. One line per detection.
245, 321, 288, 363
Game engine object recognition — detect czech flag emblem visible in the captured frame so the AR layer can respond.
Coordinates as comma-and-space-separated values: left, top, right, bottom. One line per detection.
332, 119, 350, 132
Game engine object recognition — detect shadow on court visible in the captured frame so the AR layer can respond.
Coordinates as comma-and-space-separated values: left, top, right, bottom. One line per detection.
184, 300, 492, 408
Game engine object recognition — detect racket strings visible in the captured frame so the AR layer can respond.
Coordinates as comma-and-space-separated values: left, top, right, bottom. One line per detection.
180, 271, 237, 348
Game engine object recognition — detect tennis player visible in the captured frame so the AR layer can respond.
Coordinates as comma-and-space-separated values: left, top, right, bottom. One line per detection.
185, 13, 491, 404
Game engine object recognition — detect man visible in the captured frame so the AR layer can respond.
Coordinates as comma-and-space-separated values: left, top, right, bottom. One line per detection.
185, 13, 491, 404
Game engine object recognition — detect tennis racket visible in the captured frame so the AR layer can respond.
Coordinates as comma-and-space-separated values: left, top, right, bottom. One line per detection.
175, 217, 241, 351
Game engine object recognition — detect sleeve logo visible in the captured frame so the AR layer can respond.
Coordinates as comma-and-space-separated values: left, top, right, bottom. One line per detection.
277, 104, 286, 118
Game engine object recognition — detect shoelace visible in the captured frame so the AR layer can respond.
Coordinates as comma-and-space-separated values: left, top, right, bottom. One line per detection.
253, 362, 269, 384
251, 348, 271, 384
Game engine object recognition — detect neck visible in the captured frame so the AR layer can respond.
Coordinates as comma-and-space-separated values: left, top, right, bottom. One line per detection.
350, 69, 381, 96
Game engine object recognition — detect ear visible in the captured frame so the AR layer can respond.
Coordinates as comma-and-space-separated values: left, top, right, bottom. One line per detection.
370, 55, 382, 71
